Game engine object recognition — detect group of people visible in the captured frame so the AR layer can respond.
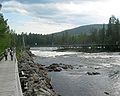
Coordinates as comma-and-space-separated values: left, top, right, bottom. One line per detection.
4, 48, 14, 61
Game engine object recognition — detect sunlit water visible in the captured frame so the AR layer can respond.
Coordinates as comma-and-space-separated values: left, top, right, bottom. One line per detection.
31, 47, 120, 96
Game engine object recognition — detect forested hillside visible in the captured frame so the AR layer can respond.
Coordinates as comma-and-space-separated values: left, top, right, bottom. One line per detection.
15, 15, 120, 47
15, 24, 106, 47
53, 24, 107, 36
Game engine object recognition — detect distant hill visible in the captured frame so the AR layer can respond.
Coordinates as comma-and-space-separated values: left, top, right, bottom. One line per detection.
52, 24, 107, 36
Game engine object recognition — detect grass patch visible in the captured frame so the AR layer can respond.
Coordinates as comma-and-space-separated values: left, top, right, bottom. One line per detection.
16, 47, 22, 59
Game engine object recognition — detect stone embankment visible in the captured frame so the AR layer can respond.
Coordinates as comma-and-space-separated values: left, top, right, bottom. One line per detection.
18, 50, 58, 96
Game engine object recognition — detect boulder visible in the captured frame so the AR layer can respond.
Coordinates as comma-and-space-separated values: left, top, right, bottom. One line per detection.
46, 63, 74, 72
54, 67, 62, 72
86, 72, 100, 75
104, 92, 110, 95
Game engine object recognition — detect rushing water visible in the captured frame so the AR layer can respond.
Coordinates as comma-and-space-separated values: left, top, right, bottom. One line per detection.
31, 47, 120, 96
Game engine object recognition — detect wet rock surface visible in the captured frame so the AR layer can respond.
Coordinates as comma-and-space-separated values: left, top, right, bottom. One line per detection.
104, 92, 110, 95
46, 63, 74, 72
18, 50, 58, 96
86, 72, 101, 75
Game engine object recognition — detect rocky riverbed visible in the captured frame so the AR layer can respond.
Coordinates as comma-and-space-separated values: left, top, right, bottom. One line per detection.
18, 50, 59, 96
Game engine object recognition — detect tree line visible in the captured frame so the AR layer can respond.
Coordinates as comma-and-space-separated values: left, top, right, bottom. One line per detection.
14, 15, 120, 47
1, 15, 120, 53
0, 13, 14, 53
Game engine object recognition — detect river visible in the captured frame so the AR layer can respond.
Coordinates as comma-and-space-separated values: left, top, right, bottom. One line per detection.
31, 47, 120, 96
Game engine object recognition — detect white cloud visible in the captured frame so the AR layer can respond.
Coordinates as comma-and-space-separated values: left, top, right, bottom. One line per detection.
2, 0, 29, 15
2, 0, 120, 34
13, 18, 76, 34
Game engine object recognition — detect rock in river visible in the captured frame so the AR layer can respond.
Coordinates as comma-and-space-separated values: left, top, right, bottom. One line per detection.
86, 72, 101, 75
46, 63, 74, 72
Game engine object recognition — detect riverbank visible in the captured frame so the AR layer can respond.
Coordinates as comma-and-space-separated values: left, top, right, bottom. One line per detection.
18, 50, 59, 96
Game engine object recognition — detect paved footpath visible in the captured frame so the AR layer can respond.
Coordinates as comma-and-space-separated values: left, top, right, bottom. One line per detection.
0, 53, 23, 96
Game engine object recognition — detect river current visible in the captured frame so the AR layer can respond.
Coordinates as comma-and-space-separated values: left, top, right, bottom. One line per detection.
31, 47, 120, 96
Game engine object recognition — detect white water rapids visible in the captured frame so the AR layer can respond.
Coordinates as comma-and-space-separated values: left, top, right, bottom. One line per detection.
31, 47, 120, 96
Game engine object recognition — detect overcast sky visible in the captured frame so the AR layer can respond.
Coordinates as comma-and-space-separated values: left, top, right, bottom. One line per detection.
1, 0, 120, 34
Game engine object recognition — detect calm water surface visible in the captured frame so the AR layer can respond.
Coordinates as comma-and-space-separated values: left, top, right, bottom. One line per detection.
31, 47, 120, 96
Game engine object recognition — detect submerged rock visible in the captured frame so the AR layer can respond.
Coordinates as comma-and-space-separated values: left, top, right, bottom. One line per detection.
104, 91, 110, 95
79, 65, 83, 67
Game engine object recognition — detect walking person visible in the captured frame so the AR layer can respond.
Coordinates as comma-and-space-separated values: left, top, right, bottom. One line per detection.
4, 49, 8, 61
10, 50, 13, 61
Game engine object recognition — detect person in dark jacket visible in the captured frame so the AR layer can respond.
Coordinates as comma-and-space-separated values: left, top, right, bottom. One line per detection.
4, 49, 8, 61
10, 50, 13, 61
